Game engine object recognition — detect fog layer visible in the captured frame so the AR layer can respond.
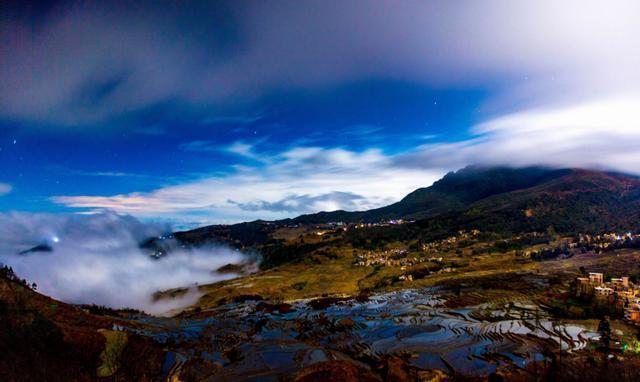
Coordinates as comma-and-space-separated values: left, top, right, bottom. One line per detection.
0, 212, 252, 314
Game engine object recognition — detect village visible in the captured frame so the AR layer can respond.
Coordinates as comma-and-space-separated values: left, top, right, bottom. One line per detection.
352, 230, 480, 268
577, 232, 640, 250
352, 229, 640, 280
354, 248, 442, 268
575, 272, 640, 324
353, 246, 456, 283
352, 229, 482, 267
514, 231, 640, 261
309, 219, 414, 235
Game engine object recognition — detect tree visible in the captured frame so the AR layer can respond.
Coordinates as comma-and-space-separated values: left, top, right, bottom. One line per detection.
598, 316, 612, 350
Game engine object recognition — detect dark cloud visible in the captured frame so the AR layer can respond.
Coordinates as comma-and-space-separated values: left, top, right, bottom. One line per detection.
229, 191, 366, 213
2, 0, 637, 126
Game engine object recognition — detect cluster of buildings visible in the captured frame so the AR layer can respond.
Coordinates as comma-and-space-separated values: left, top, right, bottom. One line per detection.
421, 230, 481, 253
521, 244, 579, 261
310, 219, 413, 231
354, 247, 457, 283
354, 249, 445, 269
352, 219, 412, 229
575, 272, 640, 323
355, 248, 410, 267
312, 220, 413, 237
398, 265, 455, 282
520, 231, 640, 260
577, 232, 640, 250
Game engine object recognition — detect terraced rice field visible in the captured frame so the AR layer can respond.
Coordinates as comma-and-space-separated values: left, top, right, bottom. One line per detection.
127, 289, 598, 380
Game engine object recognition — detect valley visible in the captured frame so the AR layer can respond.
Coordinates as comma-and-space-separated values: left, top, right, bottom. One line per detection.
7, 167, 640, 381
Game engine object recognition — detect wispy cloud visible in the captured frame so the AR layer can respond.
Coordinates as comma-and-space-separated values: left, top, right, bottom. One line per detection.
53, 145, 444, 223
0, 183, 12, 196
200, 113, 264, 126
227, 141, 263, 161
133, 124, 167, 136
180, 140, 265, 162
178, 140, 221, 153
76, 171, 152, 178
341, 124, 384, 137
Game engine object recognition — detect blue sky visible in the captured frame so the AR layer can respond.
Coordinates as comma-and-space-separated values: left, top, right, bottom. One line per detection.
0, 81, 489, 218
2, 0, 640, 226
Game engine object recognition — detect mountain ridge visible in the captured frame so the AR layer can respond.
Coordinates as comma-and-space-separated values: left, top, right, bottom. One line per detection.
171, 166, 640, 255
290, 166, 573, 224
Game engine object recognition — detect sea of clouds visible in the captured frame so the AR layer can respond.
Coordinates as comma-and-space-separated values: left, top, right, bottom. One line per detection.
0, 212, 254, 315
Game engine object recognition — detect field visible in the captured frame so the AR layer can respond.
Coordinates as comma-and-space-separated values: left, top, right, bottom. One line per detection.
179, 225, 640, 317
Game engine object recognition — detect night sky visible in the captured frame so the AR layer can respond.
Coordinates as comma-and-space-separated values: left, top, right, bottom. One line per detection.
2, 1, 640, 226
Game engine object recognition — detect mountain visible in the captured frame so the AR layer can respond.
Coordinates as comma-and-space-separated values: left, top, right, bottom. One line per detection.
172, 166, 640, 254
445, 167, 640, 234
291, 166, 573, 223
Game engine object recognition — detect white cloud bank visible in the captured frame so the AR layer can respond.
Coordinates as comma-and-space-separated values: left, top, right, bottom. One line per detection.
0, 213, 254, 314
397, 95, 640, 172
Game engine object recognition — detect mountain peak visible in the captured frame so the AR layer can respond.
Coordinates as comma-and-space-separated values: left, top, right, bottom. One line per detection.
284, 166, 640, 228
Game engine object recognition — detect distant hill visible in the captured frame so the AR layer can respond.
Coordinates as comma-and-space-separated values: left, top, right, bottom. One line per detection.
18, 244, 53, 255
173, 166, 640, 252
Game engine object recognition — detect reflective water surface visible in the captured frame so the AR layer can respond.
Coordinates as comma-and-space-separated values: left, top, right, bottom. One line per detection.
127, 289, 598, 380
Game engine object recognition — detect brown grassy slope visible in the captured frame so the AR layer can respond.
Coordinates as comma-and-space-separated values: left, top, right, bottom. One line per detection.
0, 278, 164, 382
